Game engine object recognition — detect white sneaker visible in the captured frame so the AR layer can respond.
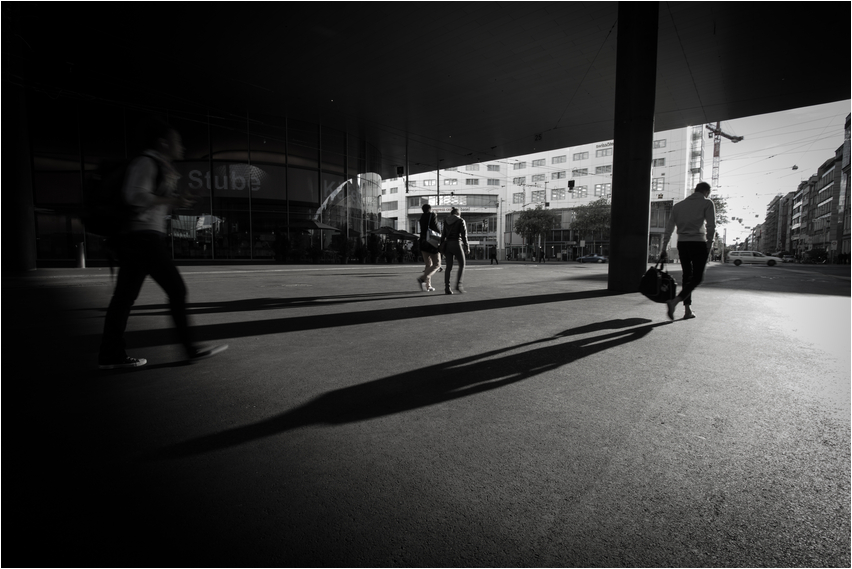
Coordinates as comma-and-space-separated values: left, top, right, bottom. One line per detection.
187, 344, 228, 363
427, 286, 435, 292
98, 356, 147, 370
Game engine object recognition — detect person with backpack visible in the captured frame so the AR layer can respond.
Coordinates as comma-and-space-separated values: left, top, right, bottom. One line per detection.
440, 207, 470, 295
98, 119, 227, 369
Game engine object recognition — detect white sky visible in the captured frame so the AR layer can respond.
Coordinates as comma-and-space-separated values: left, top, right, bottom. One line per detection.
709, 99, 851, 243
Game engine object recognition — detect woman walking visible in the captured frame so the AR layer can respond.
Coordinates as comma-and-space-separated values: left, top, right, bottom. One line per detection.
417, 204, 441, 292
440, 207, 470, 294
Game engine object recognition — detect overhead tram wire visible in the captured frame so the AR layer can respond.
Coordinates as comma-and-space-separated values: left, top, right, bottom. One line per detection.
552, 18, 618, 131
664, 2, 709, 125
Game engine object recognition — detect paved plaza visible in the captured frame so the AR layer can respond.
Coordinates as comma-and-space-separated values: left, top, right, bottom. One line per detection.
5, 260, 850, 567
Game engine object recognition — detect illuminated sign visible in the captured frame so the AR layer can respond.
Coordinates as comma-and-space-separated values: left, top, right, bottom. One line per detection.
430, 206, 496, 214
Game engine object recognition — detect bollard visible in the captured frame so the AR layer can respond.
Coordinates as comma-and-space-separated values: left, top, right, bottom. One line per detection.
76, 241, 86, 268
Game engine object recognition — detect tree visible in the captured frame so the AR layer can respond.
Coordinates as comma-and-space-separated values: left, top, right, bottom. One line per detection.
710, 195, 729, 226
513, 205, 560, 260
572, 198, 611, 254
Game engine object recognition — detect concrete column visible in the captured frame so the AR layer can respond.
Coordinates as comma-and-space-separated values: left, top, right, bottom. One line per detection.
3, 8, 38, 272
607, 2, 659, 292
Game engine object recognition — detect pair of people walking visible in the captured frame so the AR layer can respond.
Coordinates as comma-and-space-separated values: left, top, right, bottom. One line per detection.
417, 204, 470, 294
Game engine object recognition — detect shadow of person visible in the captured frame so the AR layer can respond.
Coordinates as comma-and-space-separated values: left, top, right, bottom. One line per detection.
148, 318, 668, 460
96, 291, 423, 316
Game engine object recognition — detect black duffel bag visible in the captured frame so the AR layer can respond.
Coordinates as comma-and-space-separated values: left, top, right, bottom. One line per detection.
639, 260, 678, 303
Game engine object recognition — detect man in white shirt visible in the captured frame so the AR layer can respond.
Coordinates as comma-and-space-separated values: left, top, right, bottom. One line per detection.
660, 182, 716, 320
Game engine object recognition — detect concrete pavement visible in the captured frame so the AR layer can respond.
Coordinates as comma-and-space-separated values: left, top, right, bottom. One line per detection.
4, 260, 850, 567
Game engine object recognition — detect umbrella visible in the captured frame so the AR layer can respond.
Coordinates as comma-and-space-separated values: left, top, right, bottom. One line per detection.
370, 227, 419, 241
394, 230, 419, 241
368, 226, 399, 236
287, 219, 340, 232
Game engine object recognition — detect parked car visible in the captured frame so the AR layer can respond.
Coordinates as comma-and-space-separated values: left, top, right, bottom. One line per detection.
782, 255, 795, 263
577, 254, 608, 263
727, 251, 783, 266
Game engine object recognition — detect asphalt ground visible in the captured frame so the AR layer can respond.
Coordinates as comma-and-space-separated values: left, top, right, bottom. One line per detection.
4, 260, 850, 567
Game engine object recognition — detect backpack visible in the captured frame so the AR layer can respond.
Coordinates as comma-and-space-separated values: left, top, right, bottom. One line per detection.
80, 156, 159, 273
81, 158, 137, 239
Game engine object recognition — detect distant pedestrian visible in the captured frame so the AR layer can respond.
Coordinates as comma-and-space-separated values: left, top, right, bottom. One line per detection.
660, 181, 716, 320
416, 204, 441, 292
98, 118, 228, 369
440, 207, 470, 294
490, 248, 499, 265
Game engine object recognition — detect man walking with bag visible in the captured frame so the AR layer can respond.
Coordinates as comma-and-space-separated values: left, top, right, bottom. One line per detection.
660, 181, 716, 320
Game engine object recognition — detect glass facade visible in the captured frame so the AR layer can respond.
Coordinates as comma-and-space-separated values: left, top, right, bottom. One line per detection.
28, 92, 382, 265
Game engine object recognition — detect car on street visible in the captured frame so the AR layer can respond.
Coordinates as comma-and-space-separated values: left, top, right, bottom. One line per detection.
727, 251, 783, 266
782, 255, 795, 263
577, 254, 608, 263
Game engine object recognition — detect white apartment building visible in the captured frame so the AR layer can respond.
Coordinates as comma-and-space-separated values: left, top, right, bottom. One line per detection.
380, 125, 707, 261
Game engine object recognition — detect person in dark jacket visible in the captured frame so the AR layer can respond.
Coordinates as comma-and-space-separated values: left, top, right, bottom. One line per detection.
98, 118, 228, 369
416, 203, 441, 292
440, 207, 470, 294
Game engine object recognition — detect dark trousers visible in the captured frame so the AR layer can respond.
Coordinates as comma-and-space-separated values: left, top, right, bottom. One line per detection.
99, 232, 194, 360
676, 241, 709, 307
490, 256, 498, 264
444, 241, 466, 287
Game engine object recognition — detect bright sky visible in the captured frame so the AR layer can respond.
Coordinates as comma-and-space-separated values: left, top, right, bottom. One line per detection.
710, 99, 851, 243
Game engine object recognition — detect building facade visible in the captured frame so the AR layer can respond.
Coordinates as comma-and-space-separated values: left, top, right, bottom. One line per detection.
841, 114, 851, 260
807, 149, 843, 259
381, 126, 705, 261
756, 113, 850, 263
27, 91, 384, 266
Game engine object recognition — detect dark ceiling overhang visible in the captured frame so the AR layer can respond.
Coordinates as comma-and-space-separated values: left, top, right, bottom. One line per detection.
7, 2, 850, 179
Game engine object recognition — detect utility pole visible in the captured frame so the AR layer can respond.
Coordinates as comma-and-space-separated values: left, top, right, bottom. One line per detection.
436, 165, 440, 205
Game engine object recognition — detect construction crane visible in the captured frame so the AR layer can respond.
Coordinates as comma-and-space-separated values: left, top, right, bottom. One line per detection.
705, 122, 743, 190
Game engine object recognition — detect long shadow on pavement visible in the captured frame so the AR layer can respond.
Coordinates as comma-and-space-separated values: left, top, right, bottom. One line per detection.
117, 290, 423, 316
105, 288, 625, 349
147, 317, 669, 460
84, 291, 424, 316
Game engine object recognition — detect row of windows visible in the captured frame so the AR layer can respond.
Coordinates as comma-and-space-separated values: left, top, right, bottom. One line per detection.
405, 195, 498, 209
513, 187, 592, 202
391, 177, 667, 201
570, 164, 616, 176
386, 140, 669, 183
388, 181, 672, 212
513, 155, 568, 169
510, 166, 617, 184
410, 160, 655, 189
411, 178, 502, 187
572, 148, 614, 160
510, 182, 661, 203
444, 164, 503, 172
